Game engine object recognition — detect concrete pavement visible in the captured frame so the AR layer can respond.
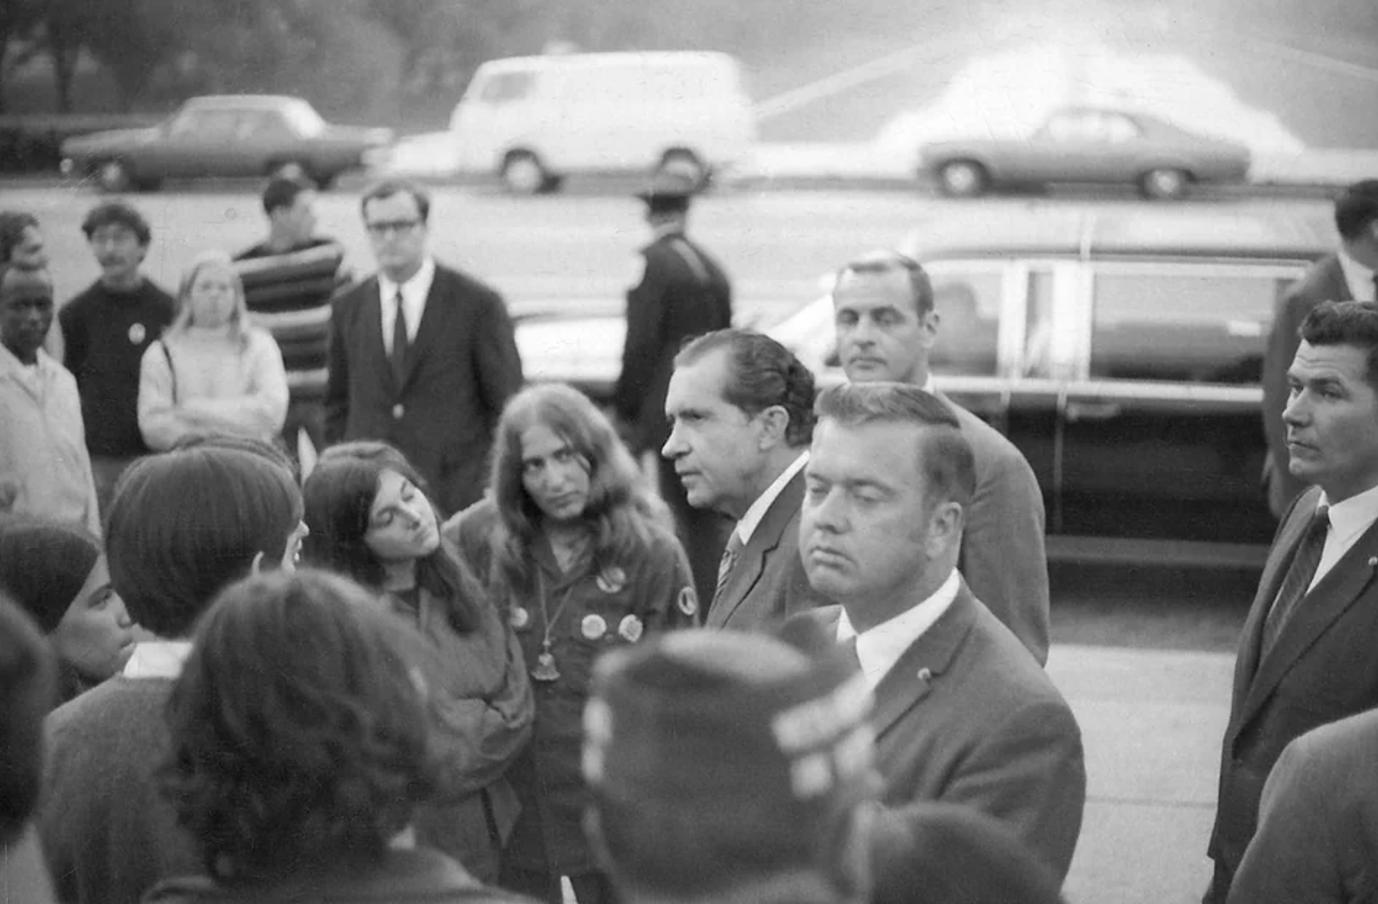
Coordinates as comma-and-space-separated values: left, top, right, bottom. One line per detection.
1050, 645, 1234, 904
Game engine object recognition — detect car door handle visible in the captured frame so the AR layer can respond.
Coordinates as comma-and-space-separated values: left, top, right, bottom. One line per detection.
1065, 400, 1122, 422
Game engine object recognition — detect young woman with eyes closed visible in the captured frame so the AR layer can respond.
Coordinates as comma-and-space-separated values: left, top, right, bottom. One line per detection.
301, 447, 533, 884
443, 383, 699, 904
138, 250, 288, 452
0, 518, 137, 705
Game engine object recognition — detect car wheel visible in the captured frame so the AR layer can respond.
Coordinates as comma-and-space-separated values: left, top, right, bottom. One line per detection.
1139, 168, 1191, 200
95, 159, 134, 193
501, 151, 551, 195
937, 160, 988, 198
658, 149, 708, 189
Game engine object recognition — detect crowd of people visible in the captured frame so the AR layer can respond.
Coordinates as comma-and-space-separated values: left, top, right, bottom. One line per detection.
1, 172, 1377, 904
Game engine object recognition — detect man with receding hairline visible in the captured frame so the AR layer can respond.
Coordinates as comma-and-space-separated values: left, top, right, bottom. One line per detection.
787, 382, 1083, 881
831, 251, 1049, 664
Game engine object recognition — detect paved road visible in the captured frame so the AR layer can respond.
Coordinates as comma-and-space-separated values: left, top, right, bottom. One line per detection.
9, 183, 1333, 331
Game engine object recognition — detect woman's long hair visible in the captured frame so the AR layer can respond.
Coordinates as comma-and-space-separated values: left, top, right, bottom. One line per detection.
163, 250, 253, 350
489, 383, 671, 598
301, 453, 480, 633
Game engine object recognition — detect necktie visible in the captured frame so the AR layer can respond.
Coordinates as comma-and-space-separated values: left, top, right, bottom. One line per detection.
390, 289, 408, 389
712, 531, 744, 606
1262, 506, 1329, 657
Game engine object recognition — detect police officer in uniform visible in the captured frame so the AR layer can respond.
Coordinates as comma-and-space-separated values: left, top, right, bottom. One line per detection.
613, 164, 734, 603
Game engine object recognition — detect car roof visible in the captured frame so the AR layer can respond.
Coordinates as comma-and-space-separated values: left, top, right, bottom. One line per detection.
180, 95, 311, 110
899, 205, 1334, 263
477, 51, 738, 73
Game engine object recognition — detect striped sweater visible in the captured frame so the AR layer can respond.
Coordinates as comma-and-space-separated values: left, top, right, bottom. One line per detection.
233, 238, 350, 401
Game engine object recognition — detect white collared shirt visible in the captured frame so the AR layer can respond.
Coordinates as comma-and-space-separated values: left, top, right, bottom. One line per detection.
378, 257, 436, 355
122, 641, 194, 679
733, 452, 809, 545
1309, 483, 1378, 591
836, 568, 961, 690
1337, 248, 1377, 303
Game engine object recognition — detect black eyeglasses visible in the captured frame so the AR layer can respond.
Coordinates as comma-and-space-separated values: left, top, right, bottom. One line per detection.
364, 219, 423, 237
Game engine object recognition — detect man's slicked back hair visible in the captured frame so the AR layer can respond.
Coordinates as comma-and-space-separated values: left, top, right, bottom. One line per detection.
1299, 300, 1378, 392
674, 328, 817, 447
833, 250, 935, 317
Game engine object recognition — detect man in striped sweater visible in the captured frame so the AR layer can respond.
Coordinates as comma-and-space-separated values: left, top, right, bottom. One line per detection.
234, 177, 351, 464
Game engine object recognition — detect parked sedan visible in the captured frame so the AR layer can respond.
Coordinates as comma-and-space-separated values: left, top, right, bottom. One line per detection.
515, 204, 1332, 567
919, 107, 1252, 200
59, 95, 393, 192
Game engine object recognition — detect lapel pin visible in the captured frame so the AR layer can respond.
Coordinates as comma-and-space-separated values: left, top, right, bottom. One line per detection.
916, 667, 932, 682
1369, 557, 1378, 568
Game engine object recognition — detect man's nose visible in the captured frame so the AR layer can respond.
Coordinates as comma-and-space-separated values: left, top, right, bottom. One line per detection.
661, 423, 685, 459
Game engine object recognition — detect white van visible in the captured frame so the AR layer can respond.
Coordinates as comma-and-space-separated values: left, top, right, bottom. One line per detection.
449, 51, 756, 194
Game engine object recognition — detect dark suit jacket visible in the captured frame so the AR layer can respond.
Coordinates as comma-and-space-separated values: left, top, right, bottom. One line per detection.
941, 391, 1051, 666
324, 264, 522, 516
789, 588, 1085, 881
1226, 708, 1378, 904
705, 469, 830, 631
1205, 486, 1378, 904
1261, 254, 1353, 517
612, 231, 732, 453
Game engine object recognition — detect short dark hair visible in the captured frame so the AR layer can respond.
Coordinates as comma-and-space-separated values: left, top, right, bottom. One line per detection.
301, 452, 480, 633
814, 382, 975, 507
0, 595, 54, 844
0, 518, 102, 634
106, 446, 303, 638
1334, 180, 1378, 241
261, 176, 311, 215
0, 210, 39, 264
1299, 300, 1378, 391
833, 250, 935, 316
160, 569, 437, 882
675, 329, 817, 447
360, 179, 430, 223
80, 200, 151, 246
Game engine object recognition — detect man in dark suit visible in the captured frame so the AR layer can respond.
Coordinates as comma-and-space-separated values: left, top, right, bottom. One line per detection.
661, 329, 829, 630
1206, 300, 1378, 903
614, 167, 733, 603
831, 250, 1050, 665
1227, 707, 1378, 904
324, 180, 522, 516
788, 382, 1085, 882
1261, 179, 1378, 517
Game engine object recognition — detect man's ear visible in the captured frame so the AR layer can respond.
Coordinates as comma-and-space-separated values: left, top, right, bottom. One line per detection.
757, 405, 791, 449
927, 500, 964, 555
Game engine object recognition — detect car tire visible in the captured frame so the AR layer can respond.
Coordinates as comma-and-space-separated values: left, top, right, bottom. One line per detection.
936, 160, 988, 198
94, 159, 135, 193
501, 151, 553, 195
1139, 168, 1191, 200
658, 149, 708, 189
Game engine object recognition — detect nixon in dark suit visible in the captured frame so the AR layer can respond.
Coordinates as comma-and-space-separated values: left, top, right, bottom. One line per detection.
662, 330, 830, 631
1206, 301, 1378, 903
789, 383, 1085, 882
325, 181, 522, 516
1227, 708, 1378, 904
615, 168, 733, 604
831, 250, 1050, 665
1261, 180, 1378, 517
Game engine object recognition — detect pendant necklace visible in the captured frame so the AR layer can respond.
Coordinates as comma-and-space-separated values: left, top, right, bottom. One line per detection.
531, 573, 579, 683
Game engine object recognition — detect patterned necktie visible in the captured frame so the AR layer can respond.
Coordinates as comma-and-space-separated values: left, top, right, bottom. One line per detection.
713, 531, 744, 606
1262, 506, 1330, 657
390, 289, 408, 388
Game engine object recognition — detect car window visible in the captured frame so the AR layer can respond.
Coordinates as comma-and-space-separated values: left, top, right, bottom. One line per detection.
478, 71, 537, 104
1088, 267, 1295, 384
234, 111, 287, 140
168, 109, 241, 138
279, 101, 325, 137
1101, 114, 1141, 143
930, 273, 1002, 376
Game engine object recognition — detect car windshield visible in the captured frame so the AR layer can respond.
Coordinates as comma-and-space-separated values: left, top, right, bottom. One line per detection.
280, 101, 325, 137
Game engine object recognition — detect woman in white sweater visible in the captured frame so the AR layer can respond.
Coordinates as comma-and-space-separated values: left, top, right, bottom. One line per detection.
138, 251, 288, 452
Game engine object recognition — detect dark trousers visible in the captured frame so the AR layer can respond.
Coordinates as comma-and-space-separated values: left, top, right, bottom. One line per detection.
282, 397, 326, 464
500, 866, 615, 904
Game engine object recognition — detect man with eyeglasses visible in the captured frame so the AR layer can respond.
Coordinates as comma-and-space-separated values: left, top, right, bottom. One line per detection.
829, 251, 1050, 665
324, 179, 523, 515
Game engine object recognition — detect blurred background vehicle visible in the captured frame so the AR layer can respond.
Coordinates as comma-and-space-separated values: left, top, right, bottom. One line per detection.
58, 95, 393, 192
515, 203, 1334, 567
918, 106, 1252, 200
447, 51, 756, 194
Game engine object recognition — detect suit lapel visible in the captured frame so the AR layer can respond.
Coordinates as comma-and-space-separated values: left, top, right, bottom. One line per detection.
871, 588, 978, 739
396, 269, 448, 393
1234, 495, 1378, 738
1323, 255, 1355, 303
710, 472, 805, 627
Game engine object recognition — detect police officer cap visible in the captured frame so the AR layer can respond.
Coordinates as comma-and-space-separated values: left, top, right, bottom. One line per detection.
634, 162, 701, 202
